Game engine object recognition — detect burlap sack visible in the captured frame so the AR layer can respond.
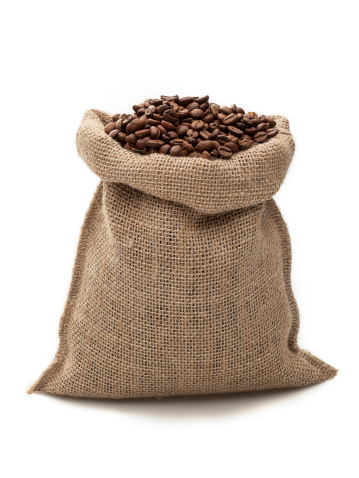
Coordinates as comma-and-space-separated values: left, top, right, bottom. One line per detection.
29, 109, 336, 398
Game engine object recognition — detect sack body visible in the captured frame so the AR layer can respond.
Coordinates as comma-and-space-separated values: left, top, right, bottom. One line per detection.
29, 110, 336, 398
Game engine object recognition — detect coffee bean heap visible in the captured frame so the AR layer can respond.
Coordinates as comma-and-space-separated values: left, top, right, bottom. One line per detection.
104, 95, 278, 160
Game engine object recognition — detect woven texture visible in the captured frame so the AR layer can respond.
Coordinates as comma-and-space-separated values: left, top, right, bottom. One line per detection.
29, 109, 336, 398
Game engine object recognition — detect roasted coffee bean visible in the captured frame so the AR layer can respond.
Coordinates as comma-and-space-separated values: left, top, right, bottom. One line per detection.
191, 120, 204, 131
159, 144, 171, 154
244, 127, 258, 135
199, 130, 211, 140
254, 132, 268, 143
267, 119, 277, 128
163, 109, 179, 124
239, 139, 253, 150
105, 122, 116, 134
126, 117, 146, 134
161, 120, 176, 132
201, 151, 212, 159
117, 132, 126, 143
176, 124, 189, 136
188, 151, 202, 158
125, 134, 137, 145
146, 118, 160, 127
158, 104, 171, 115
187, 102, 200, 112
195, 140, 216, 153
147, 139, 165, 149
168, 131, 178, 140
219, 106, 232, 115
178, 109, 190, 119
170, 145, 182, 156
179, 96, 195, 106
197, 95, 209, 104
257, 122, 269, 131
190, 109, 204, 119
223, 113, 239, 126
225, 142, 240, 153
210, 104, 219, 117
228, 126, 244, 137
149, 126, 160, 139
218, 146, 233, 159
136, 137, 150, 149
157, 124, 167, 135
182, 142, 194, 152
266, 128, 279, 138
105, 96, 277, 158
109, 129, 120, 139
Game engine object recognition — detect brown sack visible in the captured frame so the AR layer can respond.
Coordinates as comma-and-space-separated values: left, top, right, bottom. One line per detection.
29, 109, 336, 398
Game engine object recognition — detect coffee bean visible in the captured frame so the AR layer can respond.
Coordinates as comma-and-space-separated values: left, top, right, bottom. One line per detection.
176, 124, 189, 136
188, 151, 202, 158
157, 124, 167, 135
126, 117, 147, 134
112, 114, 121, 122
247, 112, 258, 119
267, 119, 277, 128
244, 127, 258, 135
197, 95, 209, 104
257, 122, 269, 131
158, 104, 171, 115
179, 96, 195, 106
125, 134, 137, 145
136, 137, 150, 149
192, 120, 204, 131
195, 140, 215, 153
163, 109, 179, 124
153, 114, 164, 121
159, 144, 171, 154
161, 120, 176, 132
201, 151, 212, 159
228, 126, 244, 137
223, 113, 239, 126
219, 106, 232, 115
146, 118, 161, 126
210, 104, 219, 117
147, 139, 165, 149
105, 122, 116, 134
218, 146, 233, 159
168, 131, 178, 140
170, 145, 182, 156
199, 130, 211, 140
117, 132, 126, 143
182, 142, 194, 152
266, 128, 279, 138
187, 102, 200, 112
190, 109, 204, 119
239, 139, 253, 150
109, 129, 120, 139
150, 126, 161, 139
225, 142, 240, 153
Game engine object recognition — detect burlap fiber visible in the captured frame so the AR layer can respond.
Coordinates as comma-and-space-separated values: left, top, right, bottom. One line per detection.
29, 109, 336, 398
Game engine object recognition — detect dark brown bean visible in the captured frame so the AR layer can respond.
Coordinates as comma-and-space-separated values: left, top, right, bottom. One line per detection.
126, 117, 147, 134
159, 144, 171, 154
266, 128, 279, 138
223, 113, 239, 126
135, 129, 150, 139
191, 120, 204, 131
163, 109, 179, 124
225, 142, 240, 153
105, 122, 116, 134
190, 109, 204, 119
217, 146, 233, 159
228, 126, 244, 137
125, 134, 137, 145
169, 145, 182, 156
147, 139, 165, 149
195, 140, 216, 153
150, 126, 161, 139
161, 120, 176, 132
109, 129, 120, 139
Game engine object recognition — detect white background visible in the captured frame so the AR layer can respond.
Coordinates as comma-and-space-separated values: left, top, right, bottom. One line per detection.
1, 1, 358, 477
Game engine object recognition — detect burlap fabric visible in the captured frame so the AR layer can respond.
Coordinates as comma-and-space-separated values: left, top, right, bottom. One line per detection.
29, 109, 336, 398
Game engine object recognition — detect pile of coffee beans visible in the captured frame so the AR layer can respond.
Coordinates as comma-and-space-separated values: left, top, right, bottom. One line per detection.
104, 95, 278, 159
